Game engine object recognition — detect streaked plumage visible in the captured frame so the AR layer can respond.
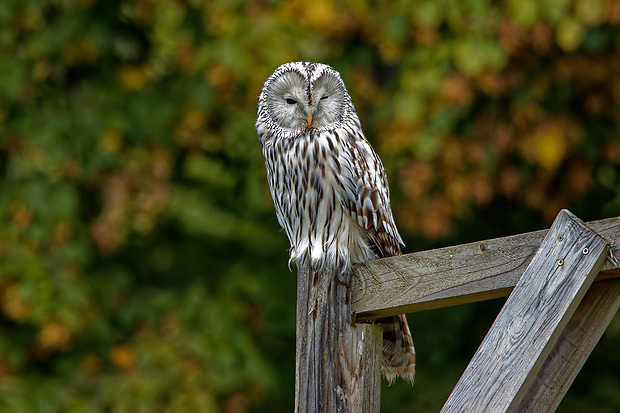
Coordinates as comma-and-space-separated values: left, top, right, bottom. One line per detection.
256, 62, 415, 382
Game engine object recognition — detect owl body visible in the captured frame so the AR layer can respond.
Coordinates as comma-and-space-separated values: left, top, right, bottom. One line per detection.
257, 62, 415, 382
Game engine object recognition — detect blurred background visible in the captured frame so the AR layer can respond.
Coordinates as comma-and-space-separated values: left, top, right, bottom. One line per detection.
1, 0, 620, 411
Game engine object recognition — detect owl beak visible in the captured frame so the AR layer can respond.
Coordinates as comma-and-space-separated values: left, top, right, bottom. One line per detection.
306, 113, 313, 127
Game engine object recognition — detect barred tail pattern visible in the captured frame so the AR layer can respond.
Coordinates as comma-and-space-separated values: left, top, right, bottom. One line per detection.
378, 314, 416, 383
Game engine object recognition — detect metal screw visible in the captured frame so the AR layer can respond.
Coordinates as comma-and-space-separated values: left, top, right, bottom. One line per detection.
583, 247, 589, 255
557, 259, 564, 266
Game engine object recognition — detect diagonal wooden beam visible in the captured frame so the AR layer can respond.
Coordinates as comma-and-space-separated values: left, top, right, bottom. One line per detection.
514, 277, 620, 412
352, 215, 620, 320
441, 209, 609, 412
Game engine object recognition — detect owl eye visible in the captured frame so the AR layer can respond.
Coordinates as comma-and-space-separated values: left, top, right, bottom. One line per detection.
320, 95, 329, 100
285, 98, 297, 104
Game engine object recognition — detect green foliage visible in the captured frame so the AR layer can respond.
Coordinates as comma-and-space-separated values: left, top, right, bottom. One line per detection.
0, 0, 619, 411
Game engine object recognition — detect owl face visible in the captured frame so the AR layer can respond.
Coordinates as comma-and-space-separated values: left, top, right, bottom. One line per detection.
259, 62, 351, 135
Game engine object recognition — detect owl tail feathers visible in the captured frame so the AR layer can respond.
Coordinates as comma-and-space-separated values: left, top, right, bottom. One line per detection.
379, 314, 416, 385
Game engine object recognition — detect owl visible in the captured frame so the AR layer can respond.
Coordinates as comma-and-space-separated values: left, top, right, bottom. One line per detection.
256, 62, 415, 383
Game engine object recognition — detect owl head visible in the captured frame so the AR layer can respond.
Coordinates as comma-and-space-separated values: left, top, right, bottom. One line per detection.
256, 62, 357, 141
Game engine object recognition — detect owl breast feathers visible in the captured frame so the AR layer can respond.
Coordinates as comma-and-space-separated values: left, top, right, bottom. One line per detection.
256, 61, 415, 383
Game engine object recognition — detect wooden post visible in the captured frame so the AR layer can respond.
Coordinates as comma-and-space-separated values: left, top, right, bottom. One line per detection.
295, 265, 382, 413
441, 210, 609, 412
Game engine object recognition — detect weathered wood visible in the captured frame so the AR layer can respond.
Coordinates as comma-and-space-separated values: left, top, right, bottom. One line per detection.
295, 265, 382, 413
352, 215, 620, 320
515, 277, 620, 412
441, 210, 609, 413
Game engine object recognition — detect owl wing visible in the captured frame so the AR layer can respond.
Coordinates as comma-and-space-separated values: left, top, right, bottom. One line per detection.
335, 130, 403, 258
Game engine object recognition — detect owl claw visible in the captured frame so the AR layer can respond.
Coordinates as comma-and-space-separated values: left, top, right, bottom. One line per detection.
287, 257, 295, 271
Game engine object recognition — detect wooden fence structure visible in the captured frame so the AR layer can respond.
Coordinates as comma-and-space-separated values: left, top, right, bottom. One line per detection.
294, 209, 620, 412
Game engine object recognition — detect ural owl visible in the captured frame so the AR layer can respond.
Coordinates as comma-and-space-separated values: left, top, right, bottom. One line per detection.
256, 62, 415, 382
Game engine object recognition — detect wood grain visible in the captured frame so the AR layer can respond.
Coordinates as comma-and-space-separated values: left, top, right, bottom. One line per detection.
440, 210, 609, 413
295, 265, 381, 413
352, 215, 620, 320
514, 277, 620, 412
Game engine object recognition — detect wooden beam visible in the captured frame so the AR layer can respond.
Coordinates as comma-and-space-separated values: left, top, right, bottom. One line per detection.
352, 214, 620, 320
441, 209, 609, 412
514, 277, 620, 412
295, 265, 382, 413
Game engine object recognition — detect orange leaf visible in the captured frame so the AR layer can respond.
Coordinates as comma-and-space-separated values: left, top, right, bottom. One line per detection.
38, 321, 71, 352
110, 345, 136, 371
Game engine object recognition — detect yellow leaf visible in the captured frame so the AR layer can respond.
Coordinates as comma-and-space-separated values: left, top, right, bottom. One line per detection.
556, 18, 585, 52
99, 130, 123, 154
1, 283, 29, 323
118, 65, 149, 91
38, 321, 71, 352
304, 0, 336, 31
533, 124, 566, 170
575, 0, 606, 25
